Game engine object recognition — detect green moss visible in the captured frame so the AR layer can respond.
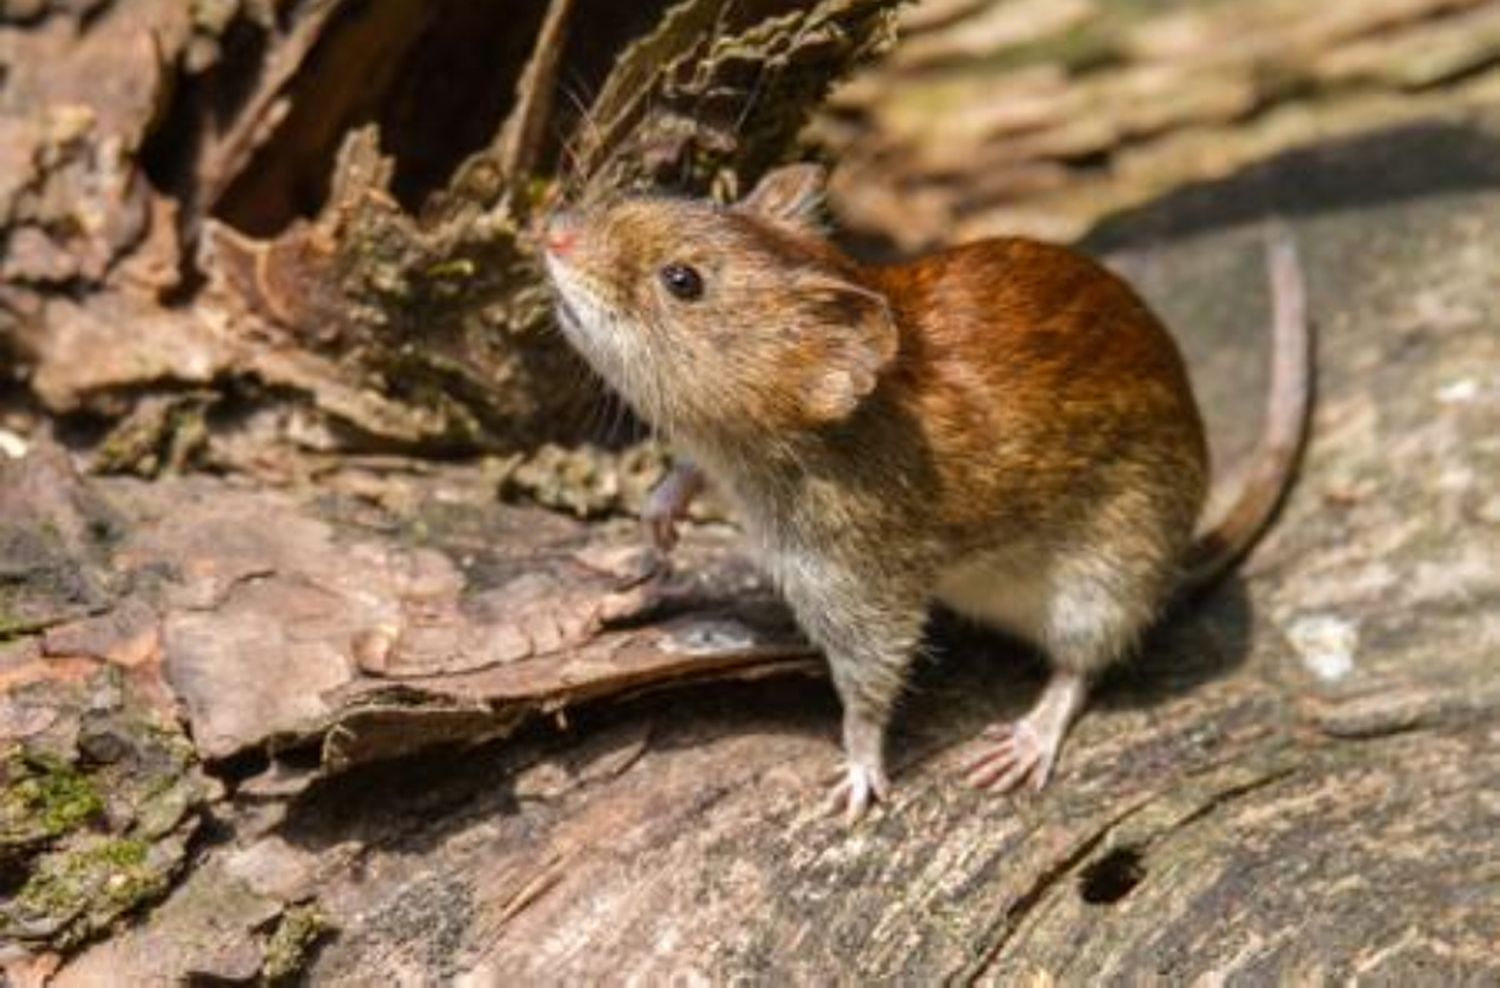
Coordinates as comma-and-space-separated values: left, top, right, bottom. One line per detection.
0, 610, 26, 639
263, 904, 334, 982
6, 836, 169, 948
132, 777, 195, 841
423, 258, 476, 281
0, 587, 36, 640
1, 753, 104, 845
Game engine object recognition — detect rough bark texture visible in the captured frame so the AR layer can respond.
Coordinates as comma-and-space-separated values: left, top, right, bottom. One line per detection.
3, 0, 1500, 983
0, 0, 902, 462
819, 0, 1500, 248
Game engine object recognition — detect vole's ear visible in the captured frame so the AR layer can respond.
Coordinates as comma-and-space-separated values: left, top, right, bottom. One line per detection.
737, 163, 827, 231
797, 277, 899, 423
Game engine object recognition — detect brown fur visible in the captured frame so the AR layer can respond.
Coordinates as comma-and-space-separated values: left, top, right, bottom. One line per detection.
874, 239, 1208, 557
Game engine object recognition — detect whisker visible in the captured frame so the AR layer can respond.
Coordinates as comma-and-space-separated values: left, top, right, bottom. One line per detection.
557, 73, 605, 203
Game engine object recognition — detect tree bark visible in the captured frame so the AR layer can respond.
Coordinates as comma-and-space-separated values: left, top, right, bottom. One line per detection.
1, 0, 901, 460
4, 1, 1500, 983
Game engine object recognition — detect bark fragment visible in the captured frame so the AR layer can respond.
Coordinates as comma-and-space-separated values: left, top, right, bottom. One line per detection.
819, 0, 1500, 247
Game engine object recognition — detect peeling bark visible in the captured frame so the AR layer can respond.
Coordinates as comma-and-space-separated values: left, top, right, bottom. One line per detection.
818, 0, 1500, 247
2, 0, 903, 462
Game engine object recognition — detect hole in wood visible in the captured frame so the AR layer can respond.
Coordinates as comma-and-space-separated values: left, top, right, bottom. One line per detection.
1077, 846, 1146, 904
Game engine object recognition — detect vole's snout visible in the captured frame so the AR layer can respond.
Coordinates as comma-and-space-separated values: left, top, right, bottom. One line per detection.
543, 210, 582, 258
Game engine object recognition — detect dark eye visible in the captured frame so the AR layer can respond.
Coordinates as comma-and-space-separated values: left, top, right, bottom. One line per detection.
659, 263, 704, 301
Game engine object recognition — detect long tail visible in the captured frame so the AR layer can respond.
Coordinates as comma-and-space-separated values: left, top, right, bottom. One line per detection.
1180, 222, 1313, 593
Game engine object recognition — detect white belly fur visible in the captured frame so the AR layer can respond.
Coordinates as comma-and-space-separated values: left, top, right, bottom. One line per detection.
936, 545, 1053, 644
936, 541, 1150, 673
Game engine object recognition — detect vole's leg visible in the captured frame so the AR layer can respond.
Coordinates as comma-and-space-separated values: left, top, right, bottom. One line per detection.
963, 670, 1088, 792
822, 669, 911, 823
961, 566, 1147, 794
642, 461, 706, 555
818, 617, 927, 822
777, 561, 927, 823
823, 667, 904, 823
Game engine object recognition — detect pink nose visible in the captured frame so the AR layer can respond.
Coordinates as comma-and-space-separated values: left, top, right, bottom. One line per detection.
544, 211, 581, 256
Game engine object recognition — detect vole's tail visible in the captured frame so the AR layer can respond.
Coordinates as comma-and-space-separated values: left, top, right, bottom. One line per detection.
1180, 222, 1312, 594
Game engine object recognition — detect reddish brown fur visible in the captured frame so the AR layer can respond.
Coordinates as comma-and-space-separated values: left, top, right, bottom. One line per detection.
872, 239, 1209, 554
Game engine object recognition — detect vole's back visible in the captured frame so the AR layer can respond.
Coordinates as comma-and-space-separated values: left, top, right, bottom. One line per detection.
872, 238, 1209, 558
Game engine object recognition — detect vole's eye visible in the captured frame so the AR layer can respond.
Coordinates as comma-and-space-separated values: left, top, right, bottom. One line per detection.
659, 263, 704, 301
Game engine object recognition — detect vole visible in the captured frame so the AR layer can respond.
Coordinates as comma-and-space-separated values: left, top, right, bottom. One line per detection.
540, 164, 1310, 821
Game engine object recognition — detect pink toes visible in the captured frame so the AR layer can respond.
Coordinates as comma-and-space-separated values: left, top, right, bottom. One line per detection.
961, 721, 1055, 793
824, 761, 890, 824
642, 507, 679, 555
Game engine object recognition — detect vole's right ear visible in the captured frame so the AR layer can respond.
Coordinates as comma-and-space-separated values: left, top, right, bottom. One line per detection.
736, 163, 826, 231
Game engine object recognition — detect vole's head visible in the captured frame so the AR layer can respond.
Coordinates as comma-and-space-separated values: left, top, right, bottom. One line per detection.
540, 165, 897, 439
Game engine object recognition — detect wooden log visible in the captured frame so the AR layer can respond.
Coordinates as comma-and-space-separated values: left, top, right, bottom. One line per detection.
9, 114, 1498, 982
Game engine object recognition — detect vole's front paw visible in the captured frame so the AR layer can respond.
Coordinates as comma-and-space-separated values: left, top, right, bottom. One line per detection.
641, 462, 704, 556
642, 498, 681, 556
824, 759, 890, 824
639, 491, 682, 582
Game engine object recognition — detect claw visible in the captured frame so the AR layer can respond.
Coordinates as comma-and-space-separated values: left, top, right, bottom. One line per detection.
644, 508, 679, 555
824, 760, 890, 824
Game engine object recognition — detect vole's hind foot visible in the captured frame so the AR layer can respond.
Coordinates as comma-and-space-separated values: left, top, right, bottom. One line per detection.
824, 759, 890, 824
960, 669, 1089, 795
962, 720, 1058, 793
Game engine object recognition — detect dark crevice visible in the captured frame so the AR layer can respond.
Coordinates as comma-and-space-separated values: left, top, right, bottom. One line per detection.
142, 0, 695, 251
207, 738, 324, 790
961, 804, 1141, 984
964, 761, 1297, 981
212, 0, 549, 236
374, 0, 548, 210
1078, 845, 1147, 904
268, 743, 325, 774
140, 16, 272, 225
0, 855, 30, 900
212, 0, 434, 234
529, 0, 678, 181
1055, 147, 1112, 174
206, 747, 271, 787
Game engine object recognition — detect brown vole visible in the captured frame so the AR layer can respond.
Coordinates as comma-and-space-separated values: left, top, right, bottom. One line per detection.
540, 164, 1310, 820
